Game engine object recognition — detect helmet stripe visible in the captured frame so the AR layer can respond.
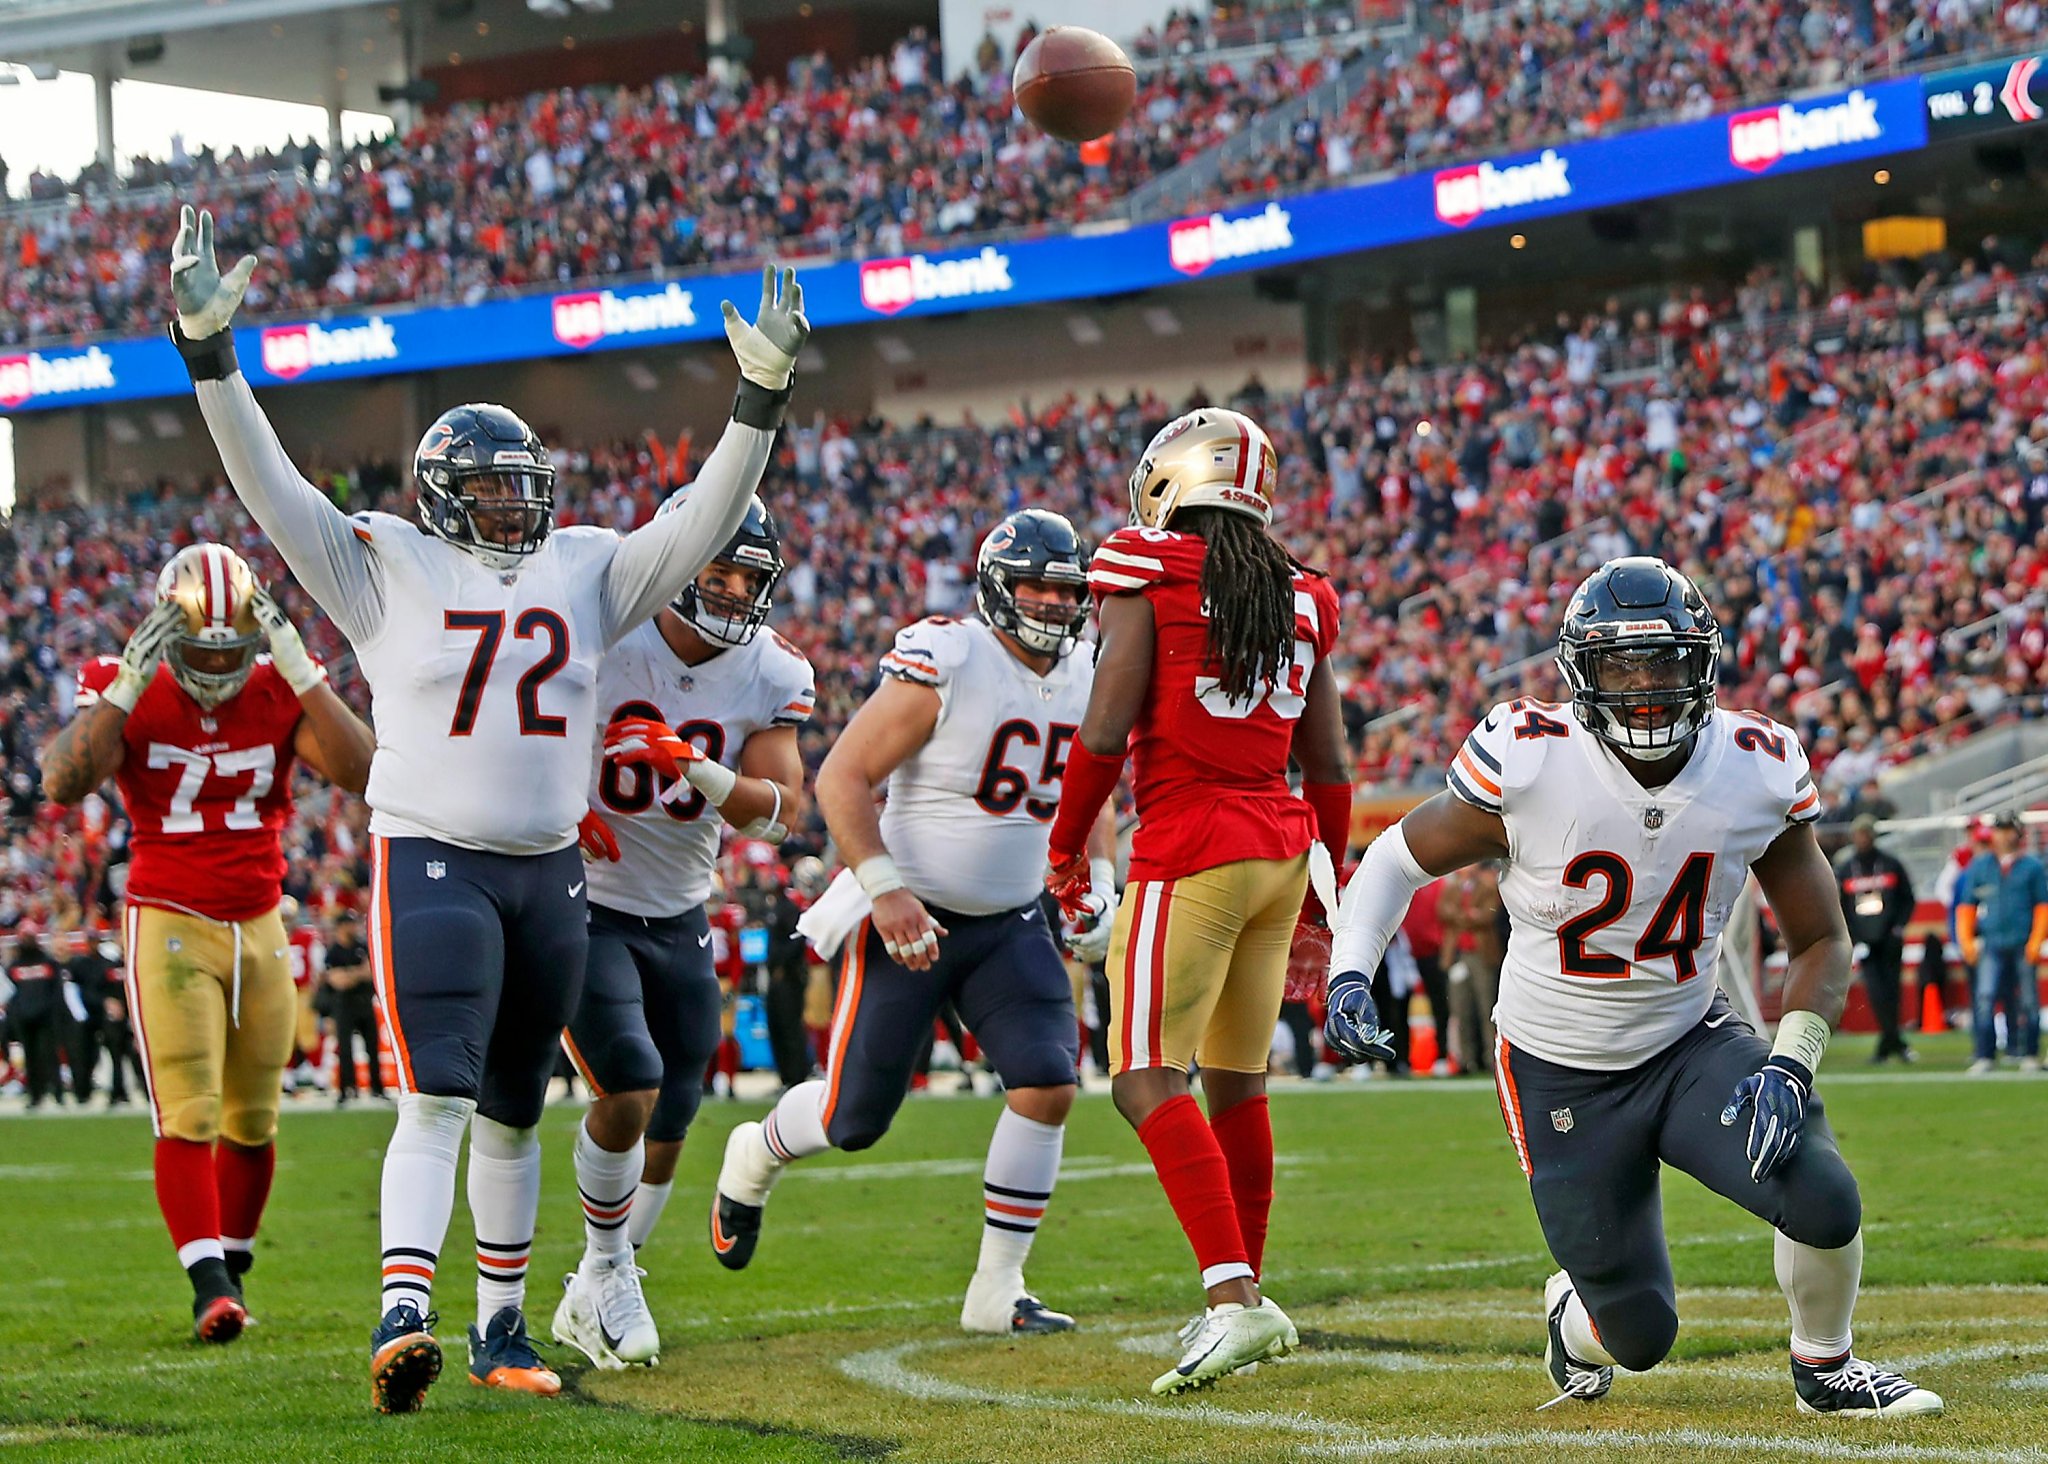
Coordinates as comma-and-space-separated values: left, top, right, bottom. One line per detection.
1232, 419, 1251, 493
204, 546, 226, 628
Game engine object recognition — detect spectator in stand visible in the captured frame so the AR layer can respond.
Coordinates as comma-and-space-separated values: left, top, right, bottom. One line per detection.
1955, 811, 2048, 1074
6, 924, 63, 1107
321, 911, 381, 1106
1835, 814, 1919, 1064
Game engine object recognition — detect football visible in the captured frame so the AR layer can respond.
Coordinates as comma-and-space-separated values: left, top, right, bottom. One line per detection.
1012, 26, 1137, 144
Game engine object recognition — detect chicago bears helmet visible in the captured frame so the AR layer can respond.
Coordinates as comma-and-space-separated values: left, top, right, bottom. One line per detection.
155, 543, 262, 708
1556, 556, 1722, 758
414, 403, 555, 570
657, 490, 785, 647
977, 509, 1089, 658
1126, 407, 1277, 529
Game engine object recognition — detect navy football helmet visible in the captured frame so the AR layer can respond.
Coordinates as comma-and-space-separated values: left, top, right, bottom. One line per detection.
414, 403, 554, 570
657, 490, 785, 647
1556, 556, 1722, 758
977, 509, 1089, 658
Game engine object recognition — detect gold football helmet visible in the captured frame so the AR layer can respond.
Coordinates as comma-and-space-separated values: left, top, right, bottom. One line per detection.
1126, 407, 1278, 529
155, 543, 262, 707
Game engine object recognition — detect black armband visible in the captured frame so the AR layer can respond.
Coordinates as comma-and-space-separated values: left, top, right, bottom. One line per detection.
167, 321, 239, 382
731, 375, 793, 431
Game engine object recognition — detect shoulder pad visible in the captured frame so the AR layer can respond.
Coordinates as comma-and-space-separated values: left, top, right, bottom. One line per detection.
1089, 527, 1201, 596
880, 616, 972, 688
765, 633, 818, 724
1448, 699, 1575, 814
1726, 710, 1819, 825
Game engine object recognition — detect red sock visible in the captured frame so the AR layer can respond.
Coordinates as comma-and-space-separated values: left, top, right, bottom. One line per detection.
216, 1141, 277, 1247
717, 1036, 740, 1083
1210, 1094, 1274, 1279
1136, 1094, 1250, 1287
154, 1137, 222, 1259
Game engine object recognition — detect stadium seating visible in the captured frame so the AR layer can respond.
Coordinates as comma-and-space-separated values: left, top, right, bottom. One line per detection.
1, 0, 2029, 344
5, 249, 2042, 932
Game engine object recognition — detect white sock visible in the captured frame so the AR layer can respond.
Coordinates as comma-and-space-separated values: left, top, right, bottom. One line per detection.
573, 1120, 641, 1266
1561, 1288, 1618, 1367
976, 1107, 1063, 1289
628, 1180, 673, 1251
1778, 1228, 1861, 1361
468, 1114, 541, 1330
379, 1093, 473, 1318
761, 1079, 830, 1163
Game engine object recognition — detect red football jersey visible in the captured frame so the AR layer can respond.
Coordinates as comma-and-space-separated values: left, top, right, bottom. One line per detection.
288, 926, 324, 988
76, 658, 305, 922
1089, 526, 1341, 881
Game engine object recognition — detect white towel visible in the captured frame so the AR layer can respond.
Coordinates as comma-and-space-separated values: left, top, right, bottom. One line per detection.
796, 867, 874, 960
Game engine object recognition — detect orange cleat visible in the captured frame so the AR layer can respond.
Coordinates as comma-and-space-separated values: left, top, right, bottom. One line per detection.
467, 1307, 561, 1396
370, 1303, 443, 1415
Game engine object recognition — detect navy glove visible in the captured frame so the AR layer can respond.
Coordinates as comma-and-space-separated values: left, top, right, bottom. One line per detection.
1324, 972, 1397, 1065
1719, 1055, 1812, 1183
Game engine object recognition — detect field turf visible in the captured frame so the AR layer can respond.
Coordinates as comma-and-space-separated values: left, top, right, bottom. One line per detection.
4, 1031, 2045, 1463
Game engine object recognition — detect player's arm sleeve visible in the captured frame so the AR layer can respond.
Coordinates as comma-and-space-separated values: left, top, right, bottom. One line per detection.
597, 418, 776, 645
192, 374, 385, 644
1087, 529, 1173, 597
771, 650, 817, 728
1784, 729, 1821, 825
1445, 705, 1510, 816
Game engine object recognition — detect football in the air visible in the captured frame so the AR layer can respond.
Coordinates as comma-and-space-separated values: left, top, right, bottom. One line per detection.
1012, 26, 1137, 145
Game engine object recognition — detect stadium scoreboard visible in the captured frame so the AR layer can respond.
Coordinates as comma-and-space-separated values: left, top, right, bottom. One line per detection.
1922, 54, 2047, 141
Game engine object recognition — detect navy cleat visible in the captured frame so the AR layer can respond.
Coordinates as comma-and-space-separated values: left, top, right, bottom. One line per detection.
1792, 1350, 1943, 1417
1538, 1270, 1612, 1409
962, 1272, 1076, 1335
709, 1122, 780, 1271
467, 1306, 561, 1396
369, 1303, 442, 1414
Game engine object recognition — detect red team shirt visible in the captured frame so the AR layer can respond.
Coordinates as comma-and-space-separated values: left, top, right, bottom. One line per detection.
1089, 527, 1342, 882
76, 658, 306, 922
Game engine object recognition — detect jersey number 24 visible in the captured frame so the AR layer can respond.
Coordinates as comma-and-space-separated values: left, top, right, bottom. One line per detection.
1558, 850, 1716, 981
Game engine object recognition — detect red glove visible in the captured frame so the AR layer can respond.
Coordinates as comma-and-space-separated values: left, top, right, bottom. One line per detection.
1045, 848, 1093, 921
606, 715, 700, 780
577, 809, 620, 862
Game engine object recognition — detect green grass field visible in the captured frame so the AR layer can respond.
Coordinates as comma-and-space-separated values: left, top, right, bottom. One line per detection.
5, 1032, 2046, 1463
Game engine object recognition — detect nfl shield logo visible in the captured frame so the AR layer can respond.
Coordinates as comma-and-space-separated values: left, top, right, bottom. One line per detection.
1643, 807, 1665, 831
1036, 683, 1055, 702
1551, 1107, 1575, 1134
426, 861, 447, 880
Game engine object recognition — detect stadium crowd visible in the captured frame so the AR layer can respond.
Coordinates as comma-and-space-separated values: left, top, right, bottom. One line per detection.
3, 0, 2035, 344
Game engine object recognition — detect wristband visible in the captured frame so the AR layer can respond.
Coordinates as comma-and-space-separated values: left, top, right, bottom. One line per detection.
167, 321, 240, 382
1772, 1008, 1831, 1076
1302, 780, 1354, 862
732, 377, 793, 431
855, 855, 905, 899
682, 755, 740, 807
1046, 739, 1124, 865
102, 672, 147, 714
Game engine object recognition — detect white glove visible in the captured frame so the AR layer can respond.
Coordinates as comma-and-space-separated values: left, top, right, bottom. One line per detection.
1851, 942, 1871, 966
251, 588, 326, 696
104, 602, 187, 713
722, 264, 808, 390
1064, 888, 1114, 966
170, 205, 256, 339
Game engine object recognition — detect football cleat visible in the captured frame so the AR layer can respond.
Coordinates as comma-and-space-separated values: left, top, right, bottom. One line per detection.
1792, 1351, 1944, 1417
369, 1303, 442, 1415
1152, 1298, 1294, 1395
1539, 1270, 1613, 1409
961, 1272, 1076, 1335
467, 1307, 561, 1396
193, 1292, 247, 1345
709, 1122, 780, 1271
553, 1261, 660, 1370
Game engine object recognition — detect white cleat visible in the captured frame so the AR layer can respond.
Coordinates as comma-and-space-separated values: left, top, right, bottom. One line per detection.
552, 1258, 659, 1370
1152, 1298, 1294, 1395
552, 1270, 622, 1371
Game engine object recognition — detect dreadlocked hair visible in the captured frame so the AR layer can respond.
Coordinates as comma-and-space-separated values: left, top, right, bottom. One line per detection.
1177, 507, 1304, 706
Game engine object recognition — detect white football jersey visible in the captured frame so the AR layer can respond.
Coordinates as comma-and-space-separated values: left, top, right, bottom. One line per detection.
582, 617, 815, 918
351, 515, 622, 855
1450, 699, 1820, 1070
876, 616, 1094, 916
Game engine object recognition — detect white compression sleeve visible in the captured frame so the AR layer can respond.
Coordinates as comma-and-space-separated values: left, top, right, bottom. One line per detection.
1329, 824, 1434, 979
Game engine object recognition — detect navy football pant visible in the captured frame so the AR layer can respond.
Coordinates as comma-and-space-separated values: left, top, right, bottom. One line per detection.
564, 902, 723, 1143
821, 900, 1078, 1152
1496, 993, 1861, 1372
371, 836, 587, 1129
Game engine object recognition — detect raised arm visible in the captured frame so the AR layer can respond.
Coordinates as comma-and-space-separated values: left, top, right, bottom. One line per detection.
599, 267, 809, 643
166, 206, 384, 644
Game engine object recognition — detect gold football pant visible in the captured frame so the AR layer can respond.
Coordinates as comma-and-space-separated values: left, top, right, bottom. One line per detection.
123, 902, 295, 1145
1106, 853, 1308, 1076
